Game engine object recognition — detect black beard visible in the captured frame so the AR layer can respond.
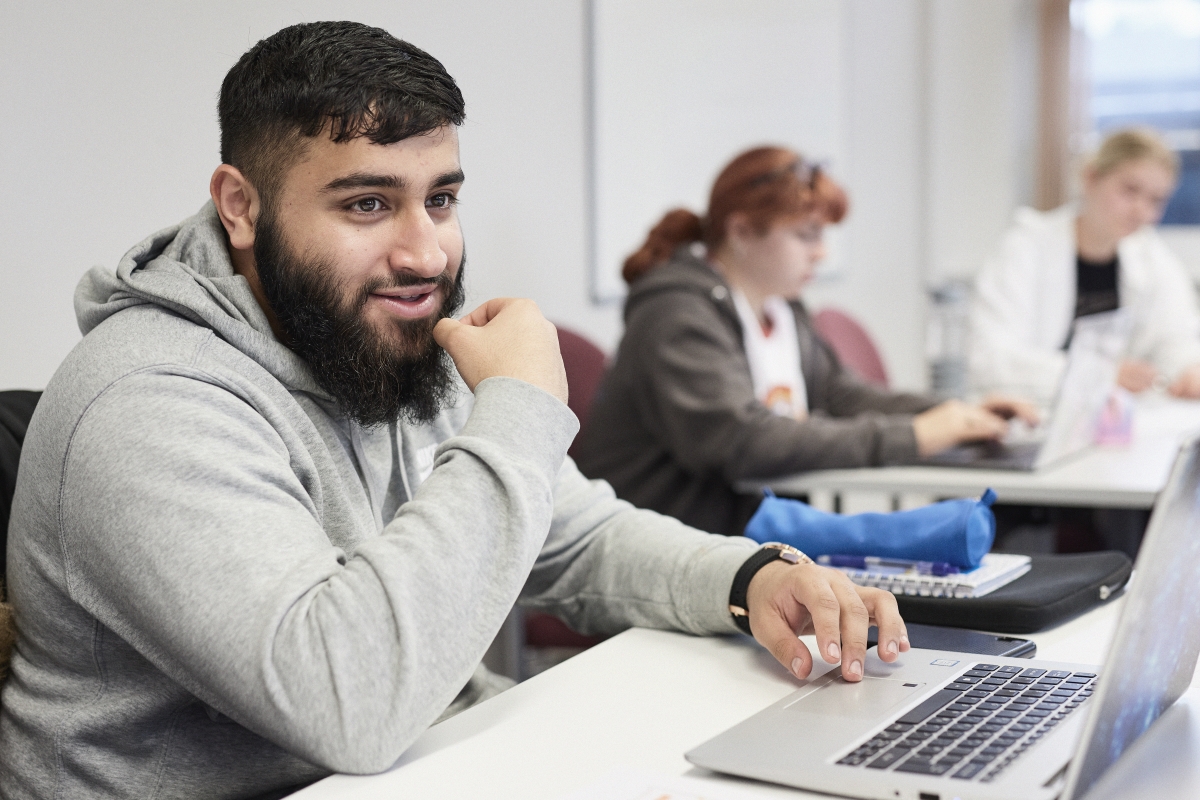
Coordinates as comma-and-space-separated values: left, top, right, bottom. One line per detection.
253, 210, 466, 427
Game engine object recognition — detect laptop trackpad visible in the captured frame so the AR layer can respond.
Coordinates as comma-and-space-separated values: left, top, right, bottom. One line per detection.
788, 676, 925, 719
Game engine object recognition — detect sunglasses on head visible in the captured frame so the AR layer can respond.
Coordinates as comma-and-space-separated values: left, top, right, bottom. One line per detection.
747, 159, 822, 191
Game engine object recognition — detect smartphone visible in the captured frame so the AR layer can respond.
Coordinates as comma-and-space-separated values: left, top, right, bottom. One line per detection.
867, 622, 1037, 659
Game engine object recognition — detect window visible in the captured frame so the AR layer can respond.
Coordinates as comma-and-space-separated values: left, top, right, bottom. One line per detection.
1073, 0, 1200, 224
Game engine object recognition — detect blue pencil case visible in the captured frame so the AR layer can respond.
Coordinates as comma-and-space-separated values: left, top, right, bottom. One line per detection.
744, 488, 998, 570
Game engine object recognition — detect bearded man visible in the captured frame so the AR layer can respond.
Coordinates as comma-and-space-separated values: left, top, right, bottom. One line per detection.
0, 21, 907, 800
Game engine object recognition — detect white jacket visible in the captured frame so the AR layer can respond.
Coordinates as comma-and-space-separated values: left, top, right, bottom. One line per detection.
969, 204, 1200, 401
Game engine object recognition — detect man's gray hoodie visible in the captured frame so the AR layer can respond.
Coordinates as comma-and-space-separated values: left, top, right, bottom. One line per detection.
0, 203, 755, 800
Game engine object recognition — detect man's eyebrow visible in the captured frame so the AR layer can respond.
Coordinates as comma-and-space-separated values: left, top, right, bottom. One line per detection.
432, 169, 465, 188
320, 169, 464, 194
320, 173, 402, 193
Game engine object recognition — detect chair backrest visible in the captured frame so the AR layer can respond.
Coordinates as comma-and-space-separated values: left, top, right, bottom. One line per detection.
811, 308, 890, 389
555, 326, 607, 459
0, 390, 40, 683
1, 390, 41, 581
525, 330, 609, 655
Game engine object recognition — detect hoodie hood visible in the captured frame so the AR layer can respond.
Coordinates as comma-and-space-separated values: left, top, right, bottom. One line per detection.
624, 244, 820, 347
74, 201, 330, 398
624, 244, 741, 330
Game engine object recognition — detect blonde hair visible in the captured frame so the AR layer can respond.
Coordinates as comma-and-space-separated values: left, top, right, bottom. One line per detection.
1088, 128, 1180, 180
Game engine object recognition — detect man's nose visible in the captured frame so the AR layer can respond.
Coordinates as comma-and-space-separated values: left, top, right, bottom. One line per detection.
387, 206, 447, 278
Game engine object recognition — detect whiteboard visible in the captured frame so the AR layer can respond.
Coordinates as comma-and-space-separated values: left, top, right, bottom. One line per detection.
589, 0, 848, 301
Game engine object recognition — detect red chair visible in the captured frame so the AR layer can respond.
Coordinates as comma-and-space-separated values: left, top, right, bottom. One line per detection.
556, 327, 608, 460
524, 326, 609, 650
811, 308, 890, 389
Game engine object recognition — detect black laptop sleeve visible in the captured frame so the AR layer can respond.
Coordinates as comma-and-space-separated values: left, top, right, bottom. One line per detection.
893, 551, 1132, 634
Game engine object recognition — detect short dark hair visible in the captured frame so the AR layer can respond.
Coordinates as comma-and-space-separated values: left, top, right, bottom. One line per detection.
219, 21, 465, 200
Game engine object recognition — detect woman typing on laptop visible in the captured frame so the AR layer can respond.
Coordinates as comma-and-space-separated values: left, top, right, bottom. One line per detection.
574, 146, 1035, 537
971, 128, 1200, 403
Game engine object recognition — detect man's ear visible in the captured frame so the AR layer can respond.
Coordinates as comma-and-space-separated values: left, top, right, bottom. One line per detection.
210, 164, 260, 252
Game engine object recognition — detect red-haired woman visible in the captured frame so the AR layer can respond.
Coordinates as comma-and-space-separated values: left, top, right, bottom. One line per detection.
574, 146, 1033, 536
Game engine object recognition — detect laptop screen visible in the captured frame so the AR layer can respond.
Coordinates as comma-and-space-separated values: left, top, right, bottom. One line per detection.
1035, 309, 1131, 469
1064, 436, 1200, 798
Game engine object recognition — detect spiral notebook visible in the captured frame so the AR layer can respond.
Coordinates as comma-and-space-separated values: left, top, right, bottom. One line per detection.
828, 553, 1032, 599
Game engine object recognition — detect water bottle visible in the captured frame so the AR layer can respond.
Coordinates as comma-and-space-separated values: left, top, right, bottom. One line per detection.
927, 280, 971, 400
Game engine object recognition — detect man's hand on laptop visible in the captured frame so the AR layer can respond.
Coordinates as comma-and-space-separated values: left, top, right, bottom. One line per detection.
746, 562, 909, 683
434, 297, 570, 405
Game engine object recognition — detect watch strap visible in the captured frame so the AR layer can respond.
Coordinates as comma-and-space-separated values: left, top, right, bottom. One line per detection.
728, 543, 811, 635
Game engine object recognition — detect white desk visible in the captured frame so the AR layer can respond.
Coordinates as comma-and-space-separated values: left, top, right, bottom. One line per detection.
745, 396, 1200, 512
293, 597, 1200, 799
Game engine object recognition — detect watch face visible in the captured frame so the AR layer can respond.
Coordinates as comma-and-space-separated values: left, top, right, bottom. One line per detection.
765, 542, 810, 564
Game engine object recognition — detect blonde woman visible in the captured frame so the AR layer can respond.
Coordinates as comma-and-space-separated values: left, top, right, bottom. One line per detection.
971, 128, 1200, 401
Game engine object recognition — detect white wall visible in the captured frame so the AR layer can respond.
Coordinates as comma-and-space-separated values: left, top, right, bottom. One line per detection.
923, 0, 1039, 282
0, 1, 1039, 394
803, 0, 929, 390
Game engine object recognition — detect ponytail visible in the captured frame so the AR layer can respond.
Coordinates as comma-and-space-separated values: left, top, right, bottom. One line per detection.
622, 208, 704, 284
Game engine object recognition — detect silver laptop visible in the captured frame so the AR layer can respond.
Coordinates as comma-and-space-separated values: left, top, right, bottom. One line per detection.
925, 308, 1133, 471
687, 432, 1200, 799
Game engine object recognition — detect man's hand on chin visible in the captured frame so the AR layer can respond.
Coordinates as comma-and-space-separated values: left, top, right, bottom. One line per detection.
433, 297, 570, 405
746, 561, 909, 682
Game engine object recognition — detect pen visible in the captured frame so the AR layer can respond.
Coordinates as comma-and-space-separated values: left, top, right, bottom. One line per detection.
817, 554, 961, 577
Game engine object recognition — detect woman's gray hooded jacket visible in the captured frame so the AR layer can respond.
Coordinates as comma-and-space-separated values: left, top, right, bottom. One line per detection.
575, 247, 936, 536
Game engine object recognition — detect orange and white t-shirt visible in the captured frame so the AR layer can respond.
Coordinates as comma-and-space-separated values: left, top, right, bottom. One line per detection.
731, 290, 808, 419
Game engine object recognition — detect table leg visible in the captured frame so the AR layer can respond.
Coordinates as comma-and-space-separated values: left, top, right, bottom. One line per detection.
809, 489, 837, 512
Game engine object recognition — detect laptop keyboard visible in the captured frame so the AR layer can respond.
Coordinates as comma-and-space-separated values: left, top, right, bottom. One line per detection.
835, 663, 1097, 782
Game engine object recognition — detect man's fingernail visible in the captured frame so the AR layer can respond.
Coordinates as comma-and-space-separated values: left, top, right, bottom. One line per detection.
791, 657, 803, 676
886, 640, 898, 656
827, 642, 840, 661
849, 660, 863, 678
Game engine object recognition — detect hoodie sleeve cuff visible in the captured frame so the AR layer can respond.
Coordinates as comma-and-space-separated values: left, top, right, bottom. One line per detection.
878, 416, 921, 465
676, 535, 760, 634
455, 376, 579, 469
